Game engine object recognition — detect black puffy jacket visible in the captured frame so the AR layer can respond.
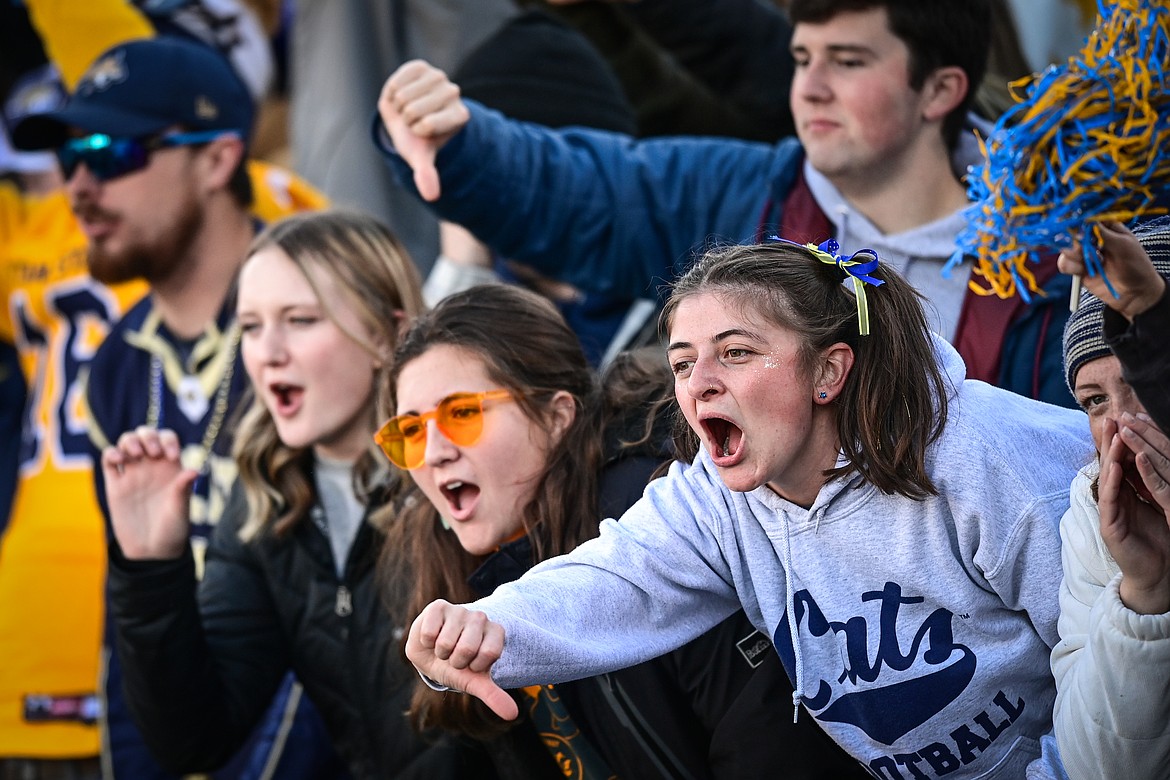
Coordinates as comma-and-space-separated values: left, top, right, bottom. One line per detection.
107, 483, 492, 780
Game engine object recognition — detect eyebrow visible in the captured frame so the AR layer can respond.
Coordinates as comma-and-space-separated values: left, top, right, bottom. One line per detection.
237, 301, 321, 316
394, 391, 467, 418
790, 43, 876, 57
667, 328, 762, 352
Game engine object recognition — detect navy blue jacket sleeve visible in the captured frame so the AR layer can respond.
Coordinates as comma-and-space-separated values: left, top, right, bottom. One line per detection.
376, 102, 804, 300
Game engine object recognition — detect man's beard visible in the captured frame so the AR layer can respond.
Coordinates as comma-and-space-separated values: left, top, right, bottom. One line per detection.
87, 203, 204, 287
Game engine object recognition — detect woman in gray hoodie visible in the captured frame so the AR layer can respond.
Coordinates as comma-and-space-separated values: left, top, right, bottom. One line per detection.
402, 240, 1092, 778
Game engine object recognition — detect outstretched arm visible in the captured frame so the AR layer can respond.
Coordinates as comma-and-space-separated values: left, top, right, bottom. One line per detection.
373, 95, 796, 302
444, 464, 742, 696
100, 426, 196, 560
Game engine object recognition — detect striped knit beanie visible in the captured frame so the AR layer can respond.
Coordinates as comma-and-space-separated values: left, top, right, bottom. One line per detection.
1063, 218, 1170, 394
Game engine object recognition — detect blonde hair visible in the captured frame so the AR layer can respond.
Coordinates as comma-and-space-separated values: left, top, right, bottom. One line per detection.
233, 209, 425, 540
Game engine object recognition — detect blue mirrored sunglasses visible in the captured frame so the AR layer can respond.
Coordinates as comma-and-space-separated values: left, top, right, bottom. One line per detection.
54, 130, 237, 182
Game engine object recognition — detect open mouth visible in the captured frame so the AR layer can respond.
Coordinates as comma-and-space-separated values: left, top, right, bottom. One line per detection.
269, 382, 304, 416
440, 479, 481, 520
701, 416, 744, 462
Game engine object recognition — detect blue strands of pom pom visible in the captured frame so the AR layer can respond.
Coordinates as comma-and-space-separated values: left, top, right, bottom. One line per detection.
952, 0, 1169, 301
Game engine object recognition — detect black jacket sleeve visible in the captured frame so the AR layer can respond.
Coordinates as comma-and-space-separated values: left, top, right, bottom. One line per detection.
1103, 276, 1170, 432
107, 483, 289, 773
661, 614, 870, 779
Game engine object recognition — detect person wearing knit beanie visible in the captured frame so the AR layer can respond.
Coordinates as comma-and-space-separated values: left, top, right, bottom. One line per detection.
1052, 216, 1170, 780
1061, 286, 1110, 398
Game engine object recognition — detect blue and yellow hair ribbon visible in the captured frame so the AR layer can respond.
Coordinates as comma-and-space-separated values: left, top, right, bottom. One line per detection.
771, 237, 885, 335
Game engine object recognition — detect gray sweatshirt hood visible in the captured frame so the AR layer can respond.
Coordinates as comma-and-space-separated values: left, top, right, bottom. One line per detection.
747, 333, 967, 722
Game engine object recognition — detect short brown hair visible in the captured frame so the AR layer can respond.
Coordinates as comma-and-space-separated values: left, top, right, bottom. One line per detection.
789, 0, 991, 150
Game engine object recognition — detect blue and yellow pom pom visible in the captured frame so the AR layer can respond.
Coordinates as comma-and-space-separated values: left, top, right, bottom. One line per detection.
948, 0, 1170, 301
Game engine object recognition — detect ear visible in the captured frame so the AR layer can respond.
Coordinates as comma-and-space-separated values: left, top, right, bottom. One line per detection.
197, 133, 246, 194
920, 65, 968, 124
546, 390, 578, 441
814, 342, 854, 404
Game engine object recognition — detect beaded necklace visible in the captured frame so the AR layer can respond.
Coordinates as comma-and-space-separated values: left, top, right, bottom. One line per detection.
146, 322, 241, 492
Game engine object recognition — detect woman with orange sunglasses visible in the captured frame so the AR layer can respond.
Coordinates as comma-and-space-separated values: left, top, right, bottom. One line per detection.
379, 283, 867, 780
97, 211, 492, 779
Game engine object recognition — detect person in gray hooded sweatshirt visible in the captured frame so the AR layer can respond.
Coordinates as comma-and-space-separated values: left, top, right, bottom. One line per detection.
402, 240, 1093, 779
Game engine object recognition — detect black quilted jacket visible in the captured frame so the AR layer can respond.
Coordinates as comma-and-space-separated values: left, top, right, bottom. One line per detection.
107, 482, 491, 780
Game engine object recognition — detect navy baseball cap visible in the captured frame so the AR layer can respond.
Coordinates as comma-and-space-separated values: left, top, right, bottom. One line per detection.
11, 36, 253, 151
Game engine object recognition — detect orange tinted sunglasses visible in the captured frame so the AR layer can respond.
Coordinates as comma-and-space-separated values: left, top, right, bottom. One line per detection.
375, 389, 513, 470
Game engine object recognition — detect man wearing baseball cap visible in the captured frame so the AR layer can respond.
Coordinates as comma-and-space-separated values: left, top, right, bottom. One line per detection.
12, 36, 257, 292
10, 35, 338, 780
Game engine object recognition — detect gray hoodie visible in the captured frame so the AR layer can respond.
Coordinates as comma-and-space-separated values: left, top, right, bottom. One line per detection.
473, 338, 1092, 778
802, 124, 990, 344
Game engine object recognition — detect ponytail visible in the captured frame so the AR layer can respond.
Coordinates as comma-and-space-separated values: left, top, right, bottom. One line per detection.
836, 258, 947, 498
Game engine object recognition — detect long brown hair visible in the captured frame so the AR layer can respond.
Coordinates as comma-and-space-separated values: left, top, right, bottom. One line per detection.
662, 241, 948, 499
233, 209, 425, 540
382, 284, 611, 737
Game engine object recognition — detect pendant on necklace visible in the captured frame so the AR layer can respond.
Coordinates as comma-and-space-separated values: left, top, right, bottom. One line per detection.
176, 374, 210, 422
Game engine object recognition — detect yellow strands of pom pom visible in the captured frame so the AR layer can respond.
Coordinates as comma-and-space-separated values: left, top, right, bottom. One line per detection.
951, 0, 1170, 301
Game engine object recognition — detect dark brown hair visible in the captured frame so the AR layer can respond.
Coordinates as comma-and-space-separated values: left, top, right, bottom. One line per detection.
381, 284, 606, 737
662, 241, 948, 499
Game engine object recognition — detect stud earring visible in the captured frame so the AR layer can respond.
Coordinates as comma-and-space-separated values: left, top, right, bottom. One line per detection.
818, 391, 828, 400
